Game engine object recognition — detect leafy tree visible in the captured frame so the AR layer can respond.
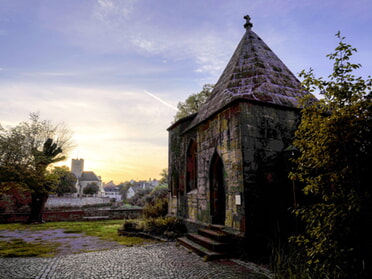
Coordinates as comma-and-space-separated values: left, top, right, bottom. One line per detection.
290, 32, 372, 279
118, 181, 134, 201
128, 188, 152, 207
0, 113, 73, 223
159, 168, 168, 185
0, 182, 30, 213
83, 182, 100, 196
173, 84, 214, 122
51, 166, 77, 197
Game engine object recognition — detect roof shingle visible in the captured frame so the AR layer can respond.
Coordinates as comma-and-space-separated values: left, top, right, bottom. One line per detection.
187, 15, 313, 130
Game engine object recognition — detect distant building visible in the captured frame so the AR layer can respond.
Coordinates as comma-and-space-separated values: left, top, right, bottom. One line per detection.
104, 186, 122, 201
71, 159, 103, 197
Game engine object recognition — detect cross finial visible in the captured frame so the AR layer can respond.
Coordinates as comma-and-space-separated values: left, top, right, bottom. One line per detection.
244, 15, 253, 30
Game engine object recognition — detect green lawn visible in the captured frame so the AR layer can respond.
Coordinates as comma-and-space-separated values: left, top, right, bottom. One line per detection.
0, 238, 60, 258
0, 220, 153, 257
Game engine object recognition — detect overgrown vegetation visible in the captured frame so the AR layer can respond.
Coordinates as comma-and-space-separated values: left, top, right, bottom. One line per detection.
120, 184, 186, 240
142, 185, 168, 218
120, 217, 186, 240
274, 32, 371, 279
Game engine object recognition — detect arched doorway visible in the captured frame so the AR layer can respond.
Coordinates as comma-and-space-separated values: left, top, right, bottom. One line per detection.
210, 152, 225, 225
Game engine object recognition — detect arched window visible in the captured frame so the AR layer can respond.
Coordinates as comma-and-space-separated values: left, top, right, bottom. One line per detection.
186, 139, 197, 192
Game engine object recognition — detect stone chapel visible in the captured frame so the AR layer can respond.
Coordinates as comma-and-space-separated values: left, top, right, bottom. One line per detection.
167, 15, 315, 257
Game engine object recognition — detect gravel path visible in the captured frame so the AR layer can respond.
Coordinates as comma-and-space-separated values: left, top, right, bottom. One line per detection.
0, 243, 272, 279
0, 229, 273, 278
0, 229, 129, 255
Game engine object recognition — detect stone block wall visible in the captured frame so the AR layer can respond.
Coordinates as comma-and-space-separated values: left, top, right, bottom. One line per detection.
195, 103, 244, 231
168, 101, 301, 236
168, 103, 246, 233
240, 102, 300, 242
240, 102, 299, 179
168, 115, 196, 218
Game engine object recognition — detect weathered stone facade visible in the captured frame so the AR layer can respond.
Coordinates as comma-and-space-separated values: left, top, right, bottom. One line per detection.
168, 16, 315, 254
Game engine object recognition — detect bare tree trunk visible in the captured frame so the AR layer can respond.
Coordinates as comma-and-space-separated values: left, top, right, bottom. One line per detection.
27, 193, 48, 223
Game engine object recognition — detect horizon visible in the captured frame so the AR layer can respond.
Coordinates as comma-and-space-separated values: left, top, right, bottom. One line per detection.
1, 1, 371, 184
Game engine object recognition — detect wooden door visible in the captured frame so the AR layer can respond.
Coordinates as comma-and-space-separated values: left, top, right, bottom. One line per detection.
210, 153, 225, 225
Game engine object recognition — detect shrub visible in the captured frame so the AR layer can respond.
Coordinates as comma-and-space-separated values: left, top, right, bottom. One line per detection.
120, 217, 186, 240
122, 219, 142, 232
144, 217, 186, 238
143, 197, 168, 218
142, 185, 168, 218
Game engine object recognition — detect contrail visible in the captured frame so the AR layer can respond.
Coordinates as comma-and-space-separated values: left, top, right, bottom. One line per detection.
144, 90, 178, 111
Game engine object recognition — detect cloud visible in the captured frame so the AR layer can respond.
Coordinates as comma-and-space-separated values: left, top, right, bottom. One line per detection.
94, 0, 136, 22
37, 0, 238, 77
21, 72, 78, 77
144, 90, 178, 111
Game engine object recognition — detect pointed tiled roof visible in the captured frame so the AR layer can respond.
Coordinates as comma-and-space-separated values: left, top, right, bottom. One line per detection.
80, 171, 100, 182
188, 15, 311, 130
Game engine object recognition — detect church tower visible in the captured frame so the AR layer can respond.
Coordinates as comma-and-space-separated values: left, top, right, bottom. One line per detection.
71, 158, 84, 178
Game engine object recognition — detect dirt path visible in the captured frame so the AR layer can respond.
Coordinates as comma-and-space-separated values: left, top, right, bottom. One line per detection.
0, 229, 130, 256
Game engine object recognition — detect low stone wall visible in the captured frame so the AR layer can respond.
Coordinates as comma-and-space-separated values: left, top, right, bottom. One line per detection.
0, 197, 143, 223
46, 197, 111, 208
0, 210, 85, 223
0, 213, 30, 223
0, 208, 143, 223
44, 210, 85, 222
96, 208, 143, 220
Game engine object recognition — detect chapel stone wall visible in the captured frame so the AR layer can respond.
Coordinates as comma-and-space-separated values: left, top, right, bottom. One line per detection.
240, 102, 300, 238
194, 103, 245, 231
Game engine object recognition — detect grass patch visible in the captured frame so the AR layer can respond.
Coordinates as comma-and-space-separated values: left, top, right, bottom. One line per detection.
0, 238, 60, 257
0, 220, 154, 257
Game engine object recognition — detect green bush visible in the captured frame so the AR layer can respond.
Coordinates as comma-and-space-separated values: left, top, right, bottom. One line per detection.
122, 219, 143, 232
289, 33, 372, 279
143, 197, 168, 218
120, 217, 186, 240
141, 185, 169, 218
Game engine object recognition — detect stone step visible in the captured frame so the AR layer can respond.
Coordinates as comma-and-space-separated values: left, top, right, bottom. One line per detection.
177, 237, 226, 261
198, 228, 229, 242
187, 233, 227, 252
209, 224, 225, 231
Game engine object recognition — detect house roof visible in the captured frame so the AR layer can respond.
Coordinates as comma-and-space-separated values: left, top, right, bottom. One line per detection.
104, 186, 119, 192
80, 171, 100, 182
187, 15, 314, 130
128, 182, 155, 193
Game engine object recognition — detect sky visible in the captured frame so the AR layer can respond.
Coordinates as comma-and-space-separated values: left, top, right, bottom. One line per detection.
1, 0, 371, 184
